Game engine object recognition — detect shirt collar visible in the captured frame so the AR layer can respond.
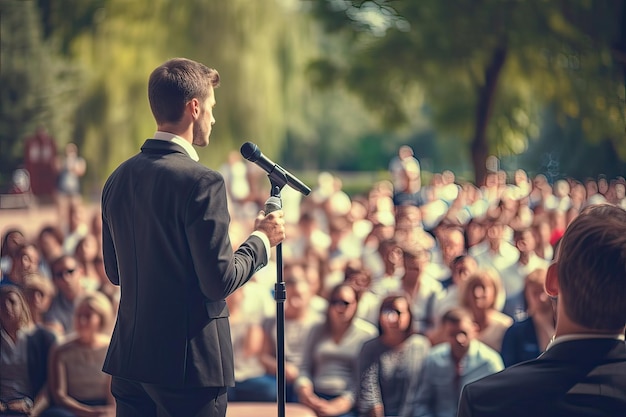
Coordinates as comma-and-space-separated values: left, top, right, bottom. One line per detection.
152, 131, 199, 162
546, 333, 625, 350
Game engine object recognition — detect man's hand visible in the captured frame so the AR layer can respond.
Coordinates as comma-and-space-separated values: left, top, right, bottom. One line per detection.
254, 210, 286, 247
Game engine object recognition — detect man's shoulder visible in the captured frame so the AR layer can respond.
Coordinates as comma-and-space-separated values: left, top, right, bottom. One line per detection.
461, 350, 626, 416
464, 339, 626, 394
104, 150, 220, 190
462, 359, 545, 402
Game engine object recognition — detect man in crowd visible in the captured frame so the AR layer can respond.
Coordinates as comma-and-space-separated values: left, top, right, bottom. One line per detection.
458, 204, 626, 416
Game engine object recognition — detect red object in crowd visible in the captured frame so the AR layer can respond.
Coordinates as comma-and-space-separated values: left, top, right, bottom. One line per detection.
550, 228, 564, 247
24, 127, 58, 196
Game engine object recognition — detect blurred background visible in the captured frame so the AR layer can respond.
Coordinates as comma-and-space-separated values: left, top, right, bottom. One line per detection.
1, 0, 625, 203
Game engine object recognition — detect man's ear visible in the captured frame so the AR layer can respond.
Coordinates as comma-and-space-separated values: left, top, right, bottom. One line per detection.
545, 262, 559, 298
187, 98, 200, 119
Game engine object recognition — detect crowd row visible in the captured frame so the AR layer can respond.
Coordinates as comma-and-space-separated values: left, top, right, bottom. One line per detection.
1, 153, 624, 416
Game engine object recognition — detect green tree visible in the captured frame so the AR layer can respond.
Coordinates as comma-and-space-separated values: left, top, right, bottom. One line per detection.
0, 0, 80, 189
35, 0, 367, 189
309, 0, 626, 184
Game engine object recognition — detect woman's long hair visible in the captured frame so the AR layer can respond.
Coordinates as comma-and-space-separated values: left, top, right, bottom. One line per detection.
0, 285, 34, 330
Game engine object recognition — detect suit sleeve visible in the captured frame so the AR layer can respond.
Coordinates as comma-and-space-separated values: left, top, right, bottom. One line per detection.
101, 193, 119, 286
185, 171, 267, 301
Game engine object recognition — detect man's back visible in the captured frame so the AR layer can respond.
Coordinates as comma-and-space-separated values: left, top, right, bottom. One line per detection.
101, 140, 267, 387
458, 338, 626, 417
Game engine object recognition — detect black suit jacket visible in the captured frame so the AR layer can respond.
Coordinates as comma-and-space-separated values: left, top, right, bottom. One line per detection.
458, 338, 626, 417
101, 139, 268, 388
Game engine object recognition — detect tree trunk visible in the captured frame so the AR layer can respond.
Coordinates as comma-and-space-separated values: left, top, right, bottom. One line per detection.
471, 43, 508, 186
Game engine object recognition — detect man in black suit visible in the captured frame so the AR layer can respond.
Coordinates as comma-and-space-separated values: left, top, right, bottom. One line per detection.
101, 58, 286, 417
458, 204, 626, 417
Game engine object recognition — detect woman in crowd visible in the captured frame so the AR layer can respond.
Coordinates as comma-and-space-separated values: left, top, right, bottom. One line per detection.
73, 234, 101, 292
500, 268, 555, 367
36, 225, 65, 280
461, 269, 512, 353
43, 292, 114, 417
22, 272, 56, 328
260, 261, 324, 402
1, 228, 26, 277
295, 283, 378, 417
358, 294, 430, 417
0, 285, 57, 416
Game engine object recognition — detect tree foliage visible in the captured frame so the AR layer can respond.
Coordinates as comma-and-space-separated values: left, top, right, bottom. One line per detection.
0, 0, 82, 187
309, 0, 626, 183
2, 0, 379, 193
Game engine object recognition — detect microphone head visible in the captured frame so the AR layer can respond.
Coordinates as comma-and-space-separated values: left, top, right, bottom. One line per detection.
240, 141, 261, 162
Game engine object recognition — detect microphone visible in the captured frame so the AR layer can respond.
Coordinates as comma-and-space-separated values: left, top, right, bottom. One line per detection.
264, 196, 282, 214
240, 141, 311, 196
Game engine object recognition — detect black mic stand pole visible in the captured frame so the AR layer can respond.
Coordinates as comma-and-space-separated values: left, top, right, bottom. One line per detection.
263, 174, 288, 417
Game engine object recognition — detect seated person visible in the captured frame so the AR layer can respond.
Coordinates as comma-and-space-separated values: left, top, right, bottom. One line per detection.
260, 261, 323, 402
42, 291, 115, 417
358, 294, 431, 417
226, 287, 276, 402
461, 269, 513, 352
0, 285, 57, 416
500, 269, 555, 367
295, 283, 378, 417
411, 308, 504, 417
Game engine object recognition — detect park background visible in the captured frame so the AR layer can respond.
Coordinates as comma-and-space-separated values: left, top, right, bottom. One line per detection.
1, 0, 626, 201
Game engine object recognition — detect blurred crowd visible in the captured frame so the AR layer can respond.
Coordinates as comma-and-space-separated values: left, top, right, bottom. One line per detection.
2, 144, 625, 416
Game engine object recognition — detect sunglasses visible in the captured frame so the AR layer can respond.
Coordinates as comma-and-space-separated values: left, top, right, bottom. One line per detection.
53, 268, 76, 279
330, 299, 354, 308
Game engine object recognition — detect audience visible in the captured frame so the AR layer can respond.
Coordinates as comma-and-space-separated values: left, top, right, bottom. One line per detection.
36, 226, 65, 280
43, 292, 114, 417
0, 285, 57, 416
1, 243, 42, 288
379, 247, 444, 336
409, 308, 504, 417
500, 228, 549, 319
458, 203, 626, 416
460, 270, 513, 353
43, 255, 85, 336
0, 228, 26, 277
260, 261, 324, 402
2, 153, 624, 416
22, 272, 56, 328
226, 287, 277, 402
295, 283, 378, 417
406, 308, 504, 417
73, 234, 102, 292
500, 268, 555, 367
358, 294, 431, 417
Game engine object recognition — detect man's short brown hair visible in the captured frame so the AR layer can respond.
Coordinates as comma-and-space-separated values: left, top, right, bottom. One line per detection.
148, 58, 220, 124
557, 204, 626, 330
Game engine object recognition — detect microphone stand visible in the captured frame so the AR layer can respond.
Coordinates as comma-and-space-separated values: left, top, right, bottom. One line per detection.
263, 175, 288, 417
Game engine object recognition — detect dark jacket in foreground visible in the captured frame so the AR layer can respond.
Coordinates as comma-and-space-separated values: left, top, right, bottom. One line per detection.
458, 338, 626, 417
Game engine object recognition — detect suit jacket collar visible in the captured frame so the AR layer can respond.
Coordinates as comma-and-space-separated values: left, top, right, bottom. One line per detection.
140, 139, 192, 159
539, 338, 626, 363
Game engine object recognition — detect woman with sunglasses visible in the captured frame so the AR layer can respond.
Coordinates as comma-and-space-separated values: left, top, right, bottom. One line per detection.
295, 283, 378, 417
357, 294, 431, 417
